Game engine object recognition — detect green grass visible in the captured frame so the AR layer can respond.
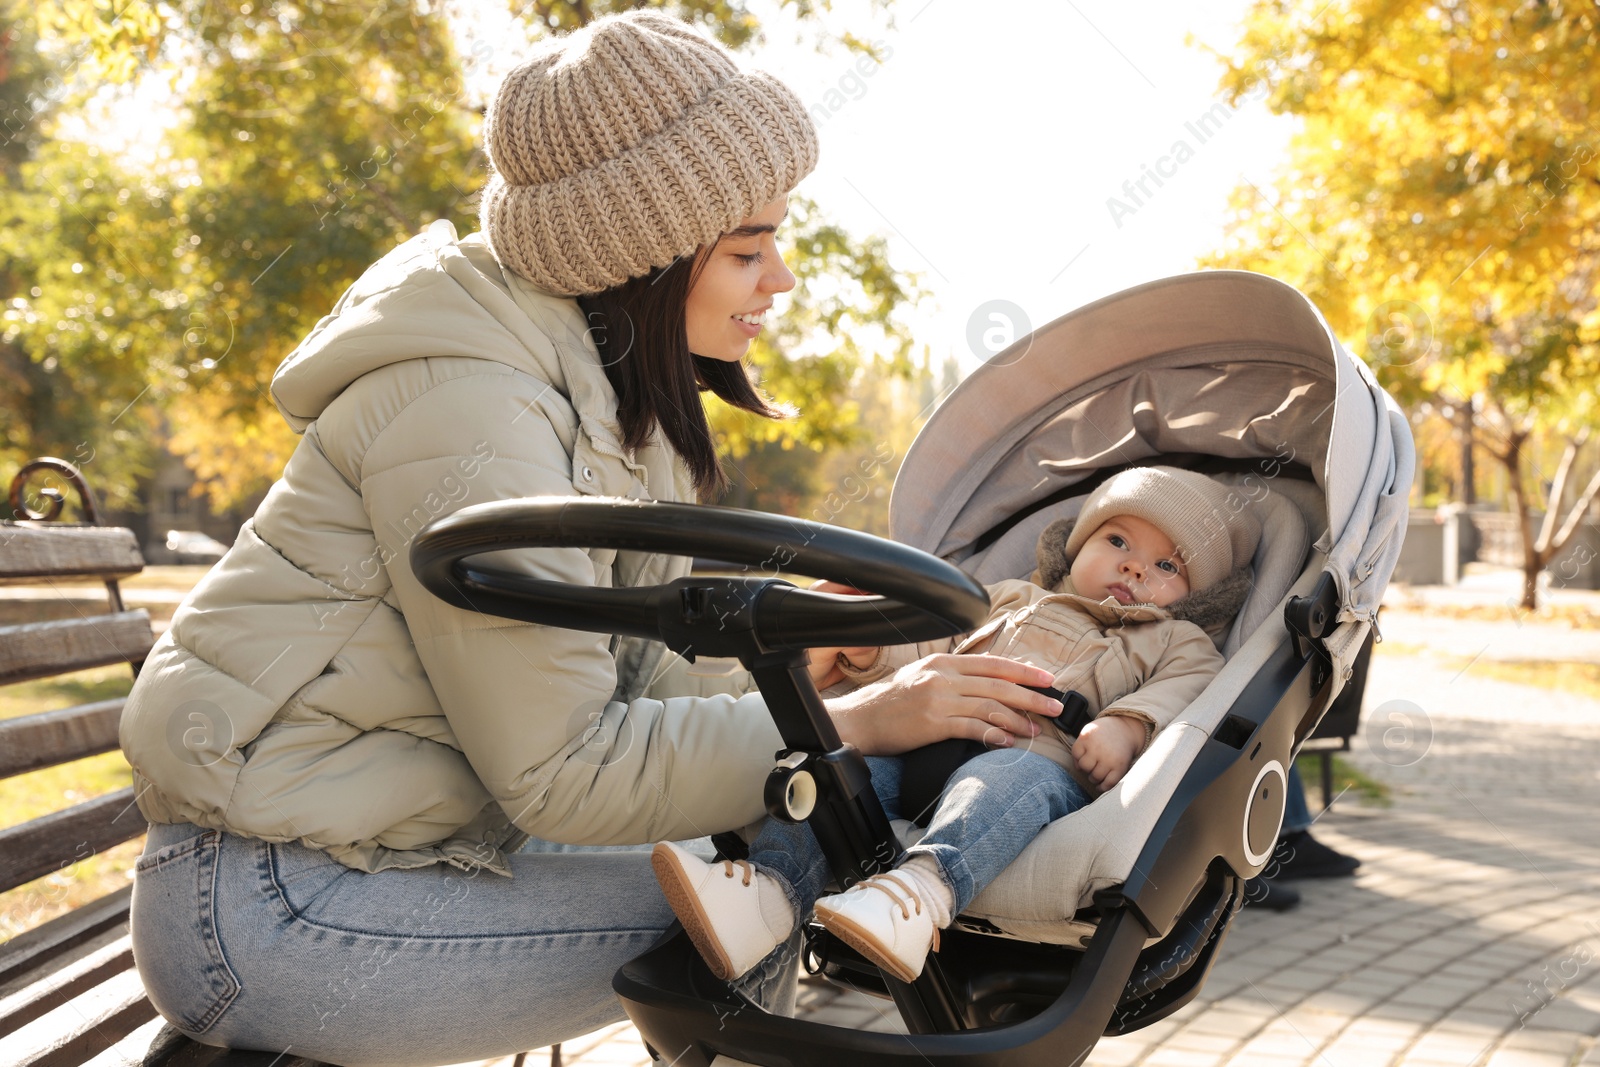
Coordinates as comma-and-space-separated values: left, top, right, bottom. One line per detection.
6, 564, 214, 593
1296, 753, 1391, 807
0, 665, 136, 722
122, 565, 215, 588
1458, 658, 1600, 701
1384, 598, 1600, 630
1372, 640, 1427, 659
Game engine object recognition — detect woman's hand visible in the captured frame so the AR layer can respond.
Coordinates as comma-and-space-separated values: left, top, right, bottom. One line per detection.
824, 654, 1064, 756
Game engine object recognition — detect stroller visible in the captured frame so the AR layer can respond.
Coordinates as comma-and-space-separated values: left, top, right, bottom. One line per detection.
412, 269, 1414, 1066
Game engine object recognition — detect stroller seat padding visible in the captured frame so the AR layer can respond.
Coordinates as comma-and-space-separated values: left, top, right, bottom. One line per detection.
941, 479, 1320, 944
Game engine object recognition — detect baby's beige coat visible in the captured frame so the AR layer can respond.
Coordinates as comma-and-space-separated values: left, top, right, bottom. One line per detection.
844, 576, 1224, 793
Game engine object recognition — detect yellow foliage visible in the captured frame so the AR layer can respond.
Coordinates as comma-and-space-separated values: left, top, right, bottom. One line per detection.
165, 387, 299, 512
36, 0, 164, 82
1204, 0, 1600, 440
1205, 1, 1600, 606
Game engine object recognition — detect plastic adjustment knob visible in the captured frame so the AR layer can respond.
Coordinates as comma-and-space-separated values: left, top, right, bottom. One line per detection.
764, 752, 818, 823
1241, 759, 1287, 870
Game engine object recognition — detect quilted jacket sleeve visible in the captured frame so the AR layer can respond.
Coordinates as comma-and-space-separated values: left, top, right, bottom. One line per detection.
361, 366, 783, 845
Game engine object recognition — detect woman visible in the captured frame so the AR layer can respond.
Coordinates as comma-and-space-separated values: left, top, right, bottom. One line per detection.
121, 12, 1063, 1066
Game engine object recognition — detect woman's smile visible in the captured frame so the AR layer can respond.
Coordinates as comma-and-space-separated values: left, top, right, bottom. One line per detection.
685, 196, 795, 362
732, 306, 770, 336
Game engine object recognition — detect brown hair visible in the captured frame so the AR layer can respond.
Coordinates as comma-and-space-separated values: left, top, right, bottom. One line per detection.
577, 252, 784, 498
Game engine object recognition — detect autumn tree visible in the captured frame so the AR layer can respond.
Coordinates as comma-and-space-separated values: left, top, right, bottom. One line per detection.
0, 9, 169, 511
2, 0, 915, 518
710, 193, 924, 512
1203, 0, 1600, 608
1, 0, 486, 512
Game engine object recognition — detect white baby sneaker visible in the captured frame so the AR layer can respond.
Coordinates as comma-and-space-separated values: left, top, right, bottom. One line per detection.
651, 841, 793, 982
813, 871, 940, 982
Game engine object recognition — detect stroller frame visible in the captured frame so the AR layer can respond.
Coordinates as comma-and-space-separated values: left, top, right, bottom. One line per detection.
612, 573, 1343, 1067
414, 269, 1411, 1067
414, 495, 1349, 1067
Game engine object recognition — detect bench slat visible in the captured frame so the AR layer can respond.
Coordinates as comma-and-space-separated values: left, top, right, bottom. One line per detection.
116, 1023, 331, 1067
0, 524, 144, 585
81, 1015, 167, 1067
0, 889, 131, 991
0, 968, 155, 1067
0, 701, 126, 781
0, 935, 134, 1039
0, 511, 340, 1065
0, 614, 154, 686
0, 924, 127, 1007
0, 790, 146, 896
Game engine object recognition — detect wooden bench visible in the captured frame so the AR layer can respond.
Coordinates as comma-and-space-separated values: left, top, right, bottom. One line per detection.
0, 458, 333, 1066
0, 459, 561, 1067
1298, 623, 1377, 809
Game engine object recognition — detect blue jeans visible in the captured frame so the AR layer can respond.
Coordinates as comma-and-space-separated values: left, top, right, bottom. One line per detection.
1283, 763, 1312, 834
130, 822, 795, 1067
749, 749, 1091, 921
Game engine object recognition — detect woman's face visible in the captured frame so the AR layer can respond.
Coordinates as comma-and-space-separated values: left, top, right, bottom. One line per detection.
1068, 515, 1191, 607
685, 196, 796, 362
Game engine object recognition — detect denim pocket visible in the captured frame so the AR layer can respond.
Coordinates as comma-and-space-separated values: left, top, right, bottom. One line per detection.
131, 830, 241, 1035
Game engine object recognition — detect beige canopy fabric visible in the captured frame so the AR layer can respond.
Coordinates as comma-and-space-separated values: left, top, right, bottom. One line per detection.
886, 270, 1415, 942
890, 270, 1412, 626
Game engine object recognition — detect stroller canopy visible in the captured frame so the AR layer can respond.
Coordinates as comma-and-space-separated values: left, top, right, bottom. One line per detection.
891, 270, 1412, 627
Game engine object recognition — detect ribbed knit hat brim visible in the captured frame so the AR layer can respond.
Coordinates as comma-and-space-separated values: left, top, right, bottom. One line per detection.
479, 11, 819, 296
1059, 466, 1263, 594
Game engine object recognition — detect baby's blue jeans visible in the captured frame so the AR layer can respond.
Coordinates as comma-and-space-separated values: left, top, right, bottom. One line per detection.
1282, 763, 1313, 835
748, 748, 1091, 924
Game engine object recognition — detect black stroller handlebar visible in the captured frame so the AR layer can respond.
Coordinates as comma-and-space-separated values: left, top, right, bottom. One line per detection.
409, 497, 992, 653
413, 496, 1001, 1032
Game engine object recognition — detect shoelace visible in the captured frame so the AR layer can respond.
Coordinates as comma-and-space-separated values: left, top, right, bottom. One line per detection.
857, 872, 922, 920
719, 858, 754, 887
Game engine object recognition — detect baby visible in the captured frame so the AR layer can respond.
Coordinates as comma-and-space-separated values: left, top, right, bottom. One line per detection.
653, 466, 1262, 983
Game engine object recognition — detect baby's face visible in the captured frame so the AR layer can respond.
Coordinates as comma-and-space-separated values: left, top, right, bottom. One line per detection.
1068, 515, 1191, 607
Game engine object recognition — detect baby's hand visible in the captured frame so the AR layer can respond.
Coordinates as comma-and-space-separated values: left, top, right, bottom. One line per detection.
1071, 715, 1147, 791
805, 645, 880, 690
805, 580, 878, 689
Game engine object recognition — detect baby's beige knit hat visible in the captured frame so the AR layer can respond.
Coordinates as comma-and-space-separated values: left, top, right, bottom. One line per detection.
1044, 466, 1263, 596
479, 10, 819, 296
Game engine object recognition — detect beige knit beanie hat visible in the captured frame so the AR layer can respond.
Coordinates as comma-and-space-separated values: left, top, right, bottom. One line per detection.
478, 10, 819, 296
1049, 466, 1263, 595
